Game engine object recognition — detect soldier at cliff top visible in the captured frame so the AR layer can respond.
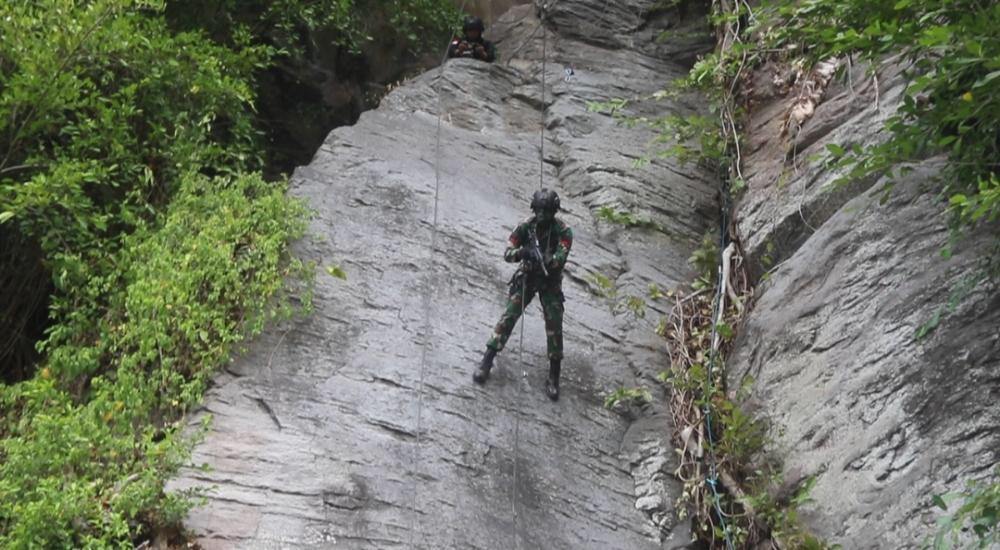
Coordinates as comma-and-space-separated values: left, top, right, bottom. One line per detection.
473, 189, 573, 400
447, 16, 496, 62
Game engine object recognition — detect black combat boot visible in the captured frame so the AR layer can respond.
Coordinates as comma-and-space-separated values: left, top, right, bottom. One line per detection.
473, 347, 497, 384
545, 358, 561, 401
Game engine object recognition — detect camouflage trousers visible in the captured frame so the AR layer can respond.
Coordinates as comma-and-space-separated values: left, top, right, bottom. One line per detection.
486, 275, 564, 360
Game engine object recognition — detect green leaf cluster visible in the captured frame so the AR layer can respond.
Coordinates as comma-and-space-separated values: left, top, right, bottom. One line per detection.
0, 0, 321, 545
603, 386, 652, 412
595, 205, 665, 231
165, 0, 461, 56
688, 233, 720, 291
1, 172, 309, 547
586, 97, 631, 117
587, 271, 655, 322
930, 467, 1000, 548
0, 0, 272, 278
762, 0, 1000, 237
649, 112, 728, 168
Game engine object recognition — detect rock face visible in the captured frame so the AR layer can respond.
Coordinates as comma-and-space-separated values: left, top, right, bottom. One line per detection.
729, 59, 1000, 547
458, 0, 530, 22
259, 1, 534, 175
171, 2, 717, 548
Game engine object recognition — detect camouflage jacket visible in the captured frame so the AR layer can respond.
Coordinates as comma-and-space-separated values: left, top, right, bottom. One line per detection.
503, 217, 573, 279
447, 36, 497, 62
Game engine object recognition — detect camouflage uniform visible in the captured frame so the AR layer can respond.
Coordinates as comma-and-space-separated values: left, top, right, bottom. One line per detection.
447, 16, 497, 63
486, 217, 573, 360
447, 36, 497, 62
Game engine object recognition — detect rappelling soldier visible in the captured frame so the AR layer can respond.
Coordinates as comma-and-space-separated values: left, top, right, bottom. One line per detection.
447, 16, 497, 62
473, 189, 573, 400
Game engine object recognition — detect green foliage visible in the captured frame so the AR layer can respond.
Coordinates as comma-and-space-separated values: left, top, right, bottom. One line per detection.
586, 98, 631, 117
588, 92, 732, 174
0, 1, 313, 545
688, 233, 720, 290
930, 468, 1000, 549
715, 322, 735, 341
650, 9, 756, 184
1, 0, 271, 279
760, 0, 1000, 237
158, 0, 459, 172
915, 271, 988, 339
326, 264, 348, 280
595, 205, 667, 232
587, 272, 651, 321
668, 353, 833, 547
950, 173, 1000, 227
623, 295, 647, 320
588, 271, 618, 301
648, 283, 666, 300
648, 113, 727, 167
165, 0, 460, 56
385, 0, 464, 49
712, 396, 767, 465
661, 278, 833, 546
604, 386, 652, 411
1, 173, 309, 547
743, 475, 840, 549
684, 31, 757, 101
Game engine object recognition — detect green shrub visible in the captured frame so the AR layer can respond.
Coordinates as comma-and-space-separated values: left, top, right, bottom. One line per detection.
688, 233, 720, 291
164, 0, 461, 56
0, 1, 313, 545
604, 386, 652, 412
761, 0, 1000, 235
0, 172, 309, 547
595, 205, 665, 231
0, 0, 273, 295
930, 468, 1000, 549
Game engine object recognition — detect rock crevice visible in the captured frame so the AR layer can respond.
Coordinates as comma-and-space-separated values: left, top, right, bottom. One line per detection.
730, 57, 1000, 548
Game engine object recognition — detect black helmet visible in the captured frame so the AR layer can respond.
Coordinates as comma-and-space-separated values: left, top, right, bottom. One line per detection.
530, 188, 560, 212
462, 16, 485, 33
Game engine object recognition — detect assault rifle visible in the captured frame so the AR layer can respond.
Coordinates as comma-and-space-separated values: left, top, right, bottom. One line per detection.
524, 224, 549, 278
508, 224, 549, 291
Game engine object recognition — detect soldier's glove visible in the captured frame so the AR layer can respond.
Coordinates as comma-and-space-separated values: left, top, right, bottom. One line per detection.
523, 247, 545, 271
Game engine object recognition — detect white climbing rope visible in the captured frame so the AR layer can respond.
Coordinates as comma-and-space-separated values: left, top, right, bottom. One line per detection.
512, 5, 553, 548
411, 5, 555, 547
539, 18, 547, 191
407, 4, 469, 547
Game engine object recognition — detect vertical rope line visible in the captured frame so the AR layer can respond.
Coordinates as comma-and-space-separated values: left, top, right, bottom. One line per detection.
407, 6, 469, 547
539, 16, 547, 191
512, 275, 526, 550
513, 4, 551, 548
